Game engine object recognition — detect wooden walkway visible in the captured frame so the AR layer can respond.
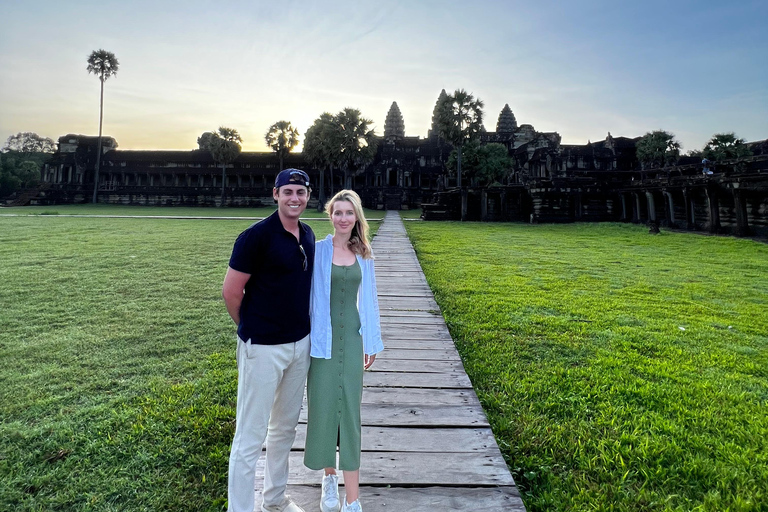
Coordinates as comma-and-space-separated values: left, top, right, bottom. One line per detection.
256, 211, 526, 511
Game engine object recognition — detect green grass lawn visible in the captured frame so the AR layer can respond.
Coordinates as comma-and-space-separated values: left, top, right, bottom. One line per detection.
3, 214, 765, 511
397, 208, 423, 219
0, 203, 385, 220
404, 221, 768, 512
0, 215, 338, 511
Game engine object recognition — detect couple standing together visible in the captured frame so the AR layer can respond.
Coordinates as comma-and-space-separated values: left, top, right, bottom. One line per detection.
222, 168, 384, 512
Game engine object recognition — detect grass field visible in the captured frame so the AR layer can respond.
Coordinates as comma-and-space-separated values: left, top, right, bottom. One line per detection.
0, 203, 386, 220
404, 221, 768, 511
0, 214, 338, 511
3, 213, 766, 511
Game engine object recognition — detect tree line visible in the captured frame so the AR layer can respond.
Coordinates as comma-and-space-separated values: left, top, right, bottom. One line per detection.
1, 47, 755, 203
635, 130, 752, 171
0, 133, 55, 197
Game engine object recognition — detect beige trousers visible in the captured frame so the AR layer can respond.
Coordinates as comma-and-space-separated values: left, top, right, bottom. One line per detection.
227, 335, 310, 512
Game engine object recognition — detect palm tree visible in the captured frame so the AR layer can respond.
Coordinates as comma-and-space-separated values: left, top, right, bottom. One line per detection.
265, 121, 299, 171
86, 49, 119, 203
304, 113, 338, 209
703, 133, 752, 162
635, 130, 681, 170
203, 127, 242, 206
436, 89, 484, 189
333, 108, 378, 189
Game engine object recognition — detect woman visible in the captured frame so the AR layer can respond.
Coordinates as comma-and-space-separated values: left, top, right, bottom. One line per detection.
305, 190, 384, 512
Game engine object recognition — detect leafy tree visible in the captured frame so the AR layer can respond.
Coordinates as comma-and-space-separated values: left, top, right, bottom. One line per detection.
446, 140, 480, 183
476, 143, 514, 186
635, 130, 680, 170
3, 132, 55, 157
1, 134, 53, 197
702, 133, 752, 162
196, 132, 215, 150
447, 142, 513, 187
0, 153, 22, 197
265, 120, 299, 171
0, 156, 42, 197
304, 113, 338, 208
435, 88, 484, 188
86, 49, 119, 203
16, 161, 41, 188
332, 108, 378, 190
201, 127, 242, 206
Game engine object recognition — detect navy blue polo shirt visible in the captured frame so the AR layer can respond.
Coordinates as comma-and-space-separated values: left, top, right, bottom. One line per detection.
228, 211, 315, 345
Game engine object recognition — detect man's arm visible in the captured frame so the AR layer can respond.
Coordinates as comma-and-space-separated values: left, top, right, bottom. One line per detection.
222, 266, 251, 326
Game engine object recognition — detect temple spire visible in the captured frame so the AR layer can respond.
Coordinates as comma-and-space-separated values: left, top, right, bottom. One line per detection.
384, 101, 405, 141
429, 89, 449, 139
496, 104, 518, 133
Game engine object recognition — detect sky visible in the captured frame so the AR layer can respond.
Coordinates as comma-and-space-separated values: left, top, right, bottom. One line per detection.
1, 0, 766, 153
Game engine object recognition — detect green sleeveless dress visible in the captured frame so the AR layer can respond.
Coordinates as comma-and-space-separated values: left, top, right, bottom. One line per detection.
304, 260, 364, 471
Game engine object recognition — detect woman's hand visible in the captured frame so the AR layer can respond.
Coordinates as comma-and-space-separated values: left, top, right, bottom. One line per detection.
364, 353, 376, 370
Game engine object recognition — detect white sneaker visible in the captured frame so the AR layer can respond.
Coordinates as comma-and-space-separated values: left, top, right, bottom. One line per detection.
320, 474, 340, 512
341, 498, 362, 512
261, 497, 305, 512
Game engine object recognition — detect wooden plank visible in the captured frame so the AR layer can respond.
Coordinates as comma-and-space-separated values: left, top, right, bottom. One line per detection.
367, 359, 465, 373
364, 371, 472, 389
379, 310, 442, 318
383, 341, 456, 350
380, 316, 446, 325
379, 296, 437, 304
260, 485, 526, 512
382, 331, 452, 339
306, 387, 480, 406
259, 452, 515, 486
298, 404, 488, 426
293, 426, 497, 452
381, 325, 452, 335
360, 387, 479, 406
376, 348, 461, 361
379, 302, 440, 311
377, 291, 435, 297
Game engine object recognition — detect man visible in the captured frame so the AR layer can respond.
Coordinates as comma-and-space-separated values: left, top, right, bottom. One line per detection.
222, 168, 315, 512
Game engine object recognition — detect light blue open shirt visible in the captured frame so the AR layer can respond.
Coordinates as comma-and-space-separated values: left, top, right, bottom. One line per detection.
309, 235, 384, 359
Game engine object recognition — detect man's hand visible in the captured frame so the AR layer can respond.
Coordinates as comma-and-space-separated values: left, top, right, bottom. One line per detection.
364, 353, 376, 370
222, 266, 251, 325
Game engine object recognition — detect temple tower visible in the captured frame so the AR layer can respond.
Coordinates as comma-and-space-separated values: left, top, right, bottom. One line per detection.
384, 101, 405, 142
429, 89, 449, 139
497, 104, 518, 133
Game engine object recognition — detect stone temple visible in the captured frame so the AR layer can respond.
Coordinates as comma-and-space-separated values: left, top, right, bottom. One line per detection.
33, 90, 768, 238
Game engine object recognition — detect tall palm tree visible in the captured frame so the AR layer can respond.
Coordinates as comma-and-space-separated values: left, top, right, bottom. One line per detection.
436, 89, 484, 189
205, 127, 242, 206
304, 113, 338, 209
333, 108, 377, 189
265, 121, 299, 171
86, 49, 119, 203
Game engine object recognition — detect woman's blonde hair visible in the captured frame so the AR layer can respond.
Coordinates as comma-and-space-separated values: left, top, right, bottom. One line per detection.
325, 189, 372, 259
